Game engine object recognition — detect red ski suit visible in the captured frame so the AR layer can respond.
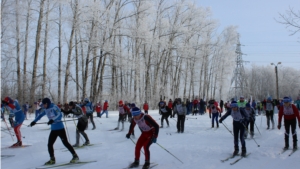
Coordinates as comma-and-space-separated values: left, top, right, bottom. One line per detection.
127, 114, 159, 161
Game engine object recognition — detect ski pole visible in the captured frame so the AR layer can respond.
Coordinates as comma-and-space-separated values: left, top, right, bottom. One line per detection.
4, 117, 14, 141
242, 123, 260, 147
254, 122, 261, 136
129, 138, 144, 155
27, 119, 75, 126
156, 142, 184, 164
221, 122, 233, 136
63, 115, 70, 142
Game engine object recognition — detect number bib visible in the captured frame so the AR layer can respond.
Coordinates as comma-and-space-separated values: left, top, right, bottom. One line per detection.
134, 115, 152, 131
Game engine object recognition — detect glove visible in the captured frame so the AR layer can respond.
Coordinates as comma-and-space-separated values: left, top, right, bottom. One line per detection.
219, 119, 222, 123
126, 133, 130, 139
30, 121, 36, 127
47, 119, 54, 125
277, 124, 281, 130
239, 119, 244, 124
151, 137, 157, 143
9, 113, 15, 118
2, 100, 8, 105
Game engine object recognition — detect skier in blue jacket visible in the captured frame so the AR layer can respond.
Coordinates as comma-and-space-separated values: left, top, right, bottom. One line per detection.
30, 98, 79, 165
2, 97, 25, 147
81, 98, 96, 130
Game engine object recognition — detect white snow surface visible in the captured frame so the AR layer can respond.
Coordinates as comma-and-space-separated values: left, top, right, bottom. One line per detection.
1, 109, 299, 169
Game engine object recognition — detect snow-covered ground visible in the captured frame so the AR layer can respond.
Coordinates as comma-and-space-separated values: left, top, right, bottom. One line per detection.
1, 109, 299, 169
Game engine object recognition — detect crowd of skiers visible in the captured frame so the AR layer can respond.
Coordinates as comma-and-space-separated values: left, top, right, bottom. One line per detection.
1, 95, 300, 168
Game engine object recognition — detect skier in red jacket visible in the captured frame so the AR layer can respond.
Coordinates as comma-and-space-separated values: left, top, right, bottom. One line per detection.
126, 107, 159, 169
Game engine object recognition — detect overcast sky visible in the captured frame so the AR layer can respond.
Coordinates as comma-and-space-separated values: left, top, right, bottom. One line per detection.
197, 0, 300, 70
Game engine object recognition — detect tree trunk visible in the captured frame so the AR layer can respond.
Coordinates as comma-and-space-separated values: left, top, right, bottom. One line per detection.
15, 0, 21, 101
29, 0, 45, 105
42, 0, 50, 99
63, 0, 78, 104
58, 2, 62, 103
23, 0, 32, 103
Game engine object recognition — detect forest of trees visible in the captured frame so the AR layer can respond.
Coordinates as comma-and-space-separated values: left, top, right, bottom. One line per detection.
1, 0, 300, 109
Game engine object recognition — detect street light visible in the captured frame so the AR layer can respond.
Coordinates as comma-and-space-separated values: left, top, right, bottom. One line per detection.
271, 62, 281, 100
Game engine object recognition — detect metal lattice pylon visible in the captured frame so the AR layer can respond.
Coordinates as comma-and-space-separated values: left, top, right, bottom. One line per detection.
229, 34, 248, 100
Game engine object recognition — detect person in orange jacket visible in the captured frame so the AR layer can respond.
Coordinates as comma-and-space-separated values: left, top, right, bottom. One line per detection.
143, 101, 149, 114
278, 96, 300, 150
100, 100, 109, 118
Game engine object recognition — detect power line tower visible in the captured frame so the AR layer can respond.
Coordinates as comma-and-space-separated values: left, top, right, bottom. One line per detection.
230, 34, 249, 100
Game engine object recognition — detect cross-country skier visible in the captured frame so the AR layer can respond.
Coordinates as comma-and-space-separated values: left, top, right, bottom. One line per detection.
126, 107, 159, 169
244, 103, 256, 138
115, 100, 130, 130
210, 105, 221, 128
265, 97, 275, 129
219, 101, 249, 157
30, 98, 79, 165
2, 97, 25, 147
278, 96, 300, 150
158, 101, 171, 128
62, 101, 90, 147
173, 98, 187, 133
81, 98, 95, 130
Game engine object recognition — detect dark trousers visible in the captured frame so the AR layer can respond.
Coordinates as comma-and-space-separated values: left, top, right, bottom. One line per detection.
86, 113, 95, 128
266, 110, 274, 128
161, 113, 169, 127
233, 121, 246, 149
211, 113, 219, 127
75, 118, 89, 144
284, 118, 297, 146
177, 115, 185, 132
48, 129, 76, 158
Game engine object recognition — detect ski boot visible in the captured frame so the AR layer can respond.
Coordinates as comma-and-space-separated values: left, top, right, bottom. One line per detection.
70, 154, 79, 163
129, 160, 139, 168
233, 146, 239, 156
241, 147, 247, 157
293, 142, 298, 150
92, 126, 96, 130
72, 143, 79, 147
45, 157, 55, 165
83, 141, 90, 146
142, 161, 150, 169
11, 141, 22, 147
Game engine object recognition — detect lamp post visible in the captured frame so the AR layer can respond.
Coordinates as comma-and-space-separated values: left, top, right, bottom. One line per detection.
271, 62, 281, 100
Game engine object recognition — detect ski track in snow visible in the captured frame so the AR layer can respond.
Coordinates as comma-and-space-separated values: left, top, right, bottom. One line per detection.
1, 109, 299, 169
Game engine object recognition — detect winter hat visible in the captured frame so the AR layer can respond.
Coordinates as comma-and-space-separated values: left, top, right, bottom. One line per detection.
119, 100, 123, 105
230, 101, 238, 108
267, 97, 272, 101
283, 97, 291, 103
131, 107, 141, 116
131, 103, 136, 108
42, 98, 51, 108
240, 96, 244, 99
84, 98, 89, 102
3, 97, 13, 104
246, 103, 251, 108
